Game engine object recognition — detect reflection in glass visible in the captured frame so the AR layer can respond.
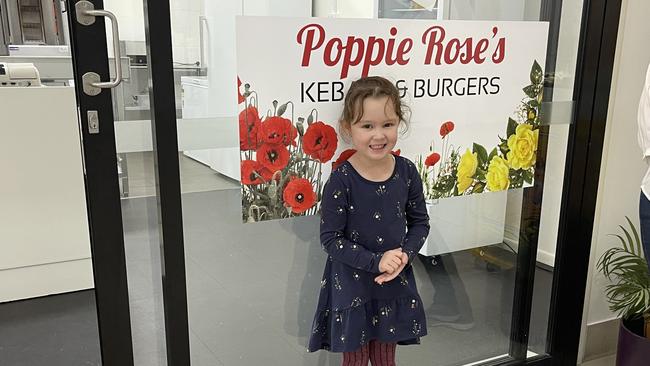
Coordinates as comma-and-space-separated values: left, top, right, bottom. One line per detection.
418, 254, 475, 331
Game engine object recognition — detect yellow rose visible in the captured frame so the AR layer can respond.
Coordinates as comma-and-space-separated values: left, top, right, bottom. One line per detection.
457, 175, 474, 194
486, 156, 510, 191
506, 124, 539, 170
457, 148, 478, 193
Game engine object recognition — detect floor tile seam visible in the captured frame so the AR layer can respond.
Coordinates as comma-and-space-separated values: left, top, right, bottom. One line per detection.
184, 256, 230, 296
189, 328, 227, 366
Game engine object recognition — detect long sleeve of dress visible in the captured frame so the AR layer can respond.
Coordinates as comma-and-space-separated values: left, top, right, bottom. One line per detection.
320, 173, 383, 274
401, 164, 431, 264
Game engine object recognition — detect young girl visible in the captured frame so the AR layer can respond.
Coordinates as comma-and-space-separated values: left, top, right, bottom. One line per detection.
308, 76, 430, 365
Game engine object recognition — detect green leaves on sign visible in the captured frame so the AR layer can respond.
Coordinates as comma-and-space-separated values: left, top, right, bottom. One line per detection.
507, 118, 518, 137
523, 170, 534, 184
530, 60, 543, 85
523, 84, 537, 99
474, 167, 486, 181
488, 147, 498, 162
499, 139, 509, 156
473, 143, 488, 167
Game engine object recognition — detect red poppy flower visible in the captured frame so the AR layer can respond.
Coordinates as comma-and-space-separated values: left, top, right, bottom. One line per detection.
239, 106, 260, 128
239, 124, 261, 151
262, 167, 282, 182
440, 121, 455, 138
283, 178, 317, 214
303, 122, 338, 163
237, 77, 245, 104
425, 152, 441, 167
240, 160, 266, 185
392, 149, 401, 156
256, 143, 290, 172
239, 106, 261, 150
260, 116, 297, 146
331, 149, 356, 170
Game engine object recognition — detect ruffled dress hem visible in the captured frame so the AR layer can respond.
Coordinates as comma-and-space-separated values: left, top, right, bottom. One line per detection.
307, 296, 427, 353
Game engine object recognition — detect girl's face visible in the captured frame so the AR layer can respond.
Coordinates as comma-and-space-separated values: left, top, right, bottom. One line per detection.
347, 96, 399, 163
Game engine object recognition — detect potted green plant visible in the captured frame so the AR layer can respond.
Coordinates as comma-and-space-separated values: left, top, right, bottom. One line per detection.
597, 217, 650, 365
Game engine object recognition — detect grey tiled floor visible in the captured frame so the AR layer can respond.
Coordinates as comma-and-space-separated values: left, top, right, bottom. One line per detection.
126, 187, 552, 366
0, 291, 101, 366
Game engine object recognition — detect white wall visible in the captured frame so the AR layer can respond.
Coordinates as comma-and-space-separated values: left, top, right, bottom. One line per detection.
170, 0, 204, 65
444, 0, 543, 21
578, 0, 650, 359
446, 0, 526, 20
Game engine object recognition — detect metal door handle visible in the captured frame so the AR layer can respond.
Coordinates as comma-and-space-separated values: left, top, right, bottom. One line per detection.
199, 16, 208, 68
75, 0, 122, 95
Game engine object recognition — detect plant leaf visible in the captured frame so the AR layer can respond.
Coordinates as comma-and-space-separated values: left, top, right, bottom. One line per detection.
530, 60, 543, 85
598, 219, 650, 318
626, 216, 643, 257
523, 84, 537, 99
473, 143, 488, 167
611, 233, 630, 253
488, 148, 498, 162
507, 118, 518, 137
523, 170, 534, 184
620, 225, 636, 256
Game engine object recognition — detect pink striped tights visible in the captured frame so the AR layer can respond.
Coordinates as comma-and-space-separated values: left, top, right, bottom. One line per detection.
341, 340, 396, 366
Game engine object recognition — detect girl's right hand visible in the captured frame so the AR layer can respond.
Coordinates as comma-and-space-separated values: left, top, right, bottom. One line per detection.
375, 252, 409, 285
378, 249, 403, 274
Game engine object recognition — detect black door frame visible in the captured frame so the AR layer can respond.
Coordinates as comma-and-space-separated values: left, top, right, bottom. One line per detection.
69, 0, 622, 365
66, 0, 190, 365
546, 0, 622, 364
66, 0, 134, 365
509, 0, 623, 365
142, 0, 191, 364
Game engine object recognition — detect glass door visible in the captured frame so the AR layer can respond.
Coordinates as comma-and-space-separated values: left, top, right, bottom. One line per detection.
156, 0, 609, 365
65, 0, 178, 365
62, 0, 620, 365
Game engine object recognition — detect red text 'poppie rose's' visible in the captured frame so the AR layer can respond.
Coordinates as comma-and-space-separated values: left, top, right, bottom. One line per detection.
296, 23, 507, 79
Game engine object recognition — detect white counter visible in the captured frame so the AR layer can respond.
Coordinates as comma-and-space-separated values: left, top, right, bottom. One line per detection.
0, 86, 93, 302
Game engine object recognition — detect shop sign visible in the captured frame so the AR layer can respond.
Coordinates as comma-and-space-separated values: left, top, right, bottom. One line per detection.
236, 17, 548, 223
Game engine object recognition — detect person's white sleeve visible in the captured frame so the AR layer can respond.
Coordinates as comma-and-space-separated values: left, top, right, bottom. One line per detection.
638, 64, 650, 158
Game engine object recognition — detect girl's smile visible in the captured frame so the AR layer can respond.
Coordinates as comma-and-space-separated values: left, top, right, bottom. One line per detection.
347, 96, 399, 163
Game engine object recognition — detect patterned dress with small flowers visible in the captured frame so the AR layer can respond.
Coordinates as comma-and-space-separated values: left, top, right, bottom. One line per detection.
308, 155, 430, 353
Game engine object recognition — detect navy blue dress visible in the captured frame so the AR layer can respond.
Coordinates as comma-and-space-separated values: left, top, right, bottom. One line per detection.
308, 155, 430, 353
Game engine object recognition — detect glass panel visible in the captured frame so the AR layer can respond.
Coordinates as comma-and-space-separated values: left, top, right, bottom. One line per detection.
169, 1, 586, 365
103, 0, 168, 364
527, 0, 585, 357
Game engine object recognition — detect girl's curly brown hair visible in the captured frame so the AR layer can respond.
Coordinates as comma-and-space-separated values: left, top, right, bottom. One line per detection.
339, 76, 410, 139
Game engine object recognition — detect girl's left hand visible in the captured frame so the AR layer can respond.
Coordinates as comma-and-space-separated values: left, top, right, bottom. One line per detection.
374, 252, 409, 285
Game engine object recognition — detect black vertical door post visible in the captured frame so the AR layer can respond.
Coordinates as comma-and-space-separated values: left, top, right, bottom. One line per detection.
66, 0, 134, 365
142, 0, 191, 364
548, 0, 622, 364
